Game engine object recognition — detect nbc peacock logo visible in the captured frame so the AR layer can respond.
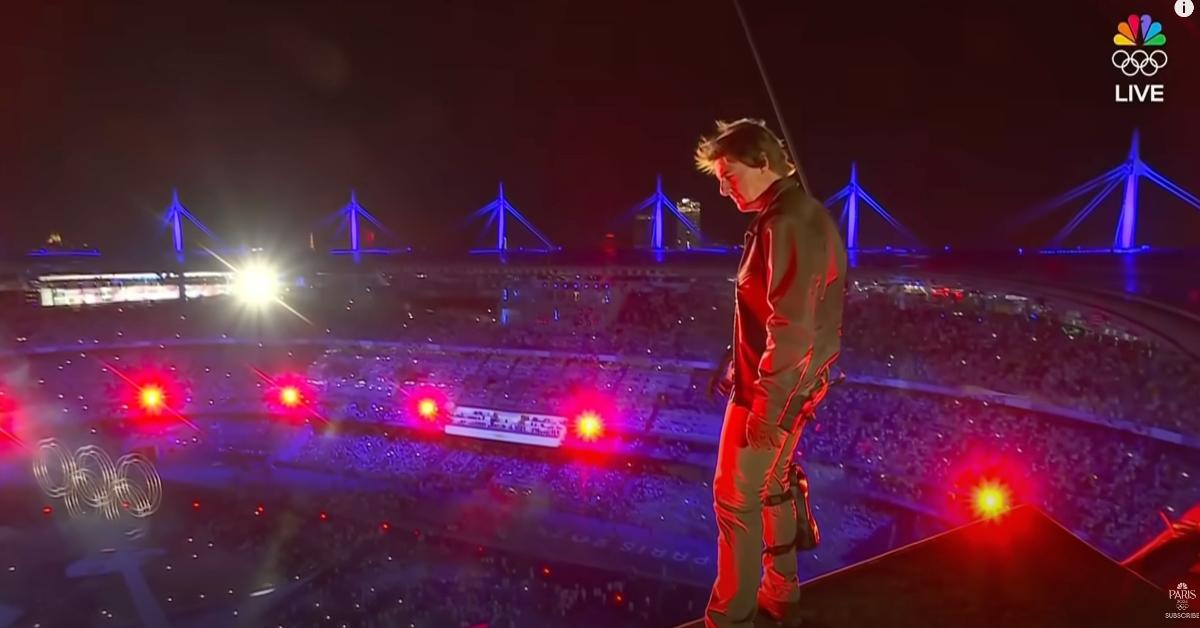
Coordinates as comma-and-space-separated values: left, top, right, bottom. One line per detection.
1114, 13, 1167, 47
1112, 14, 1167, 103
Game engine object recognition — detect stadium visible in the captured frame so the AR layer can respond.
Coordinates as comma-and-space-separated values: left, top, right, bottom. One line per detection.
5, 2, 1200, 627
1, 246, 1198, 627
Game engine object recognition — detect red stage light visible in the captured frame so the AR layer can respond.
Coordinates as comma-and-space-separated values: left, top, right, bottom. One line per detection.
259, 372, 317, 419
279, 386, 302, 408
255, 505, 265, 516
947, 453, 1034, 523
972, 479, 1012, 520
417, 398, 439, 420
318, 511, 328, 521
192, 500, 201, 510
380, 521, 390, 532
562, 391, 617, 445
139, 385, 165, 413
0, 390, 20, 447
405, 386, 452, 426
575, 411, 604, 441
0, 390, 16, 419
42, 506, 52, 516
109, 365, 191, 425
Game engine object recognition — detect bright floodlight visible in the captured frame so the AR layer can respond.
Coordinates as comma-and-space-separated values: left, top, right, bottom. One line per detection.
972, 479, 1012, 520
417, 398, 438, 420
234, 263, 280, 306
575, 411, 604, 441
139, 386, 165, 413
279, 386, 302, 408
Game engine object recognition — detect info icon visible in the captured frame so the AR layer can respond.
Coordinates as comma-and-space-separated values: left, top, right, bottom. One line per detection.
1177, 0, 1194, 19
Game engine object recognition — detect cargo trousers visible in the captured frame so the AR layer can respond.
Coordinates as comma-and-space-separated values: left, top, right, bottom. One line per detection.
704, 399, 816, 628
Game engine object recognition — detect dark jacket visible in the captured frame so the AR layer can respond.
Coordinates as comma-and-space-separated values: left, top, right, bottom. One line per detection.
731, 177, 847, 428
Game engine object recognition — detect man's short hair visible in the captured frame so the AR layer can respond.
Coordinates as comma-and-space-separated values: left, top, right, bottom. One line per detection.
694, 118, 795, 177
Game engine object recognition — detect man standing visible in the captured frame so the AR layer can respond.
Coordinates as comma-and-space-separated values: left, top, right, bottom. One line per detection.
695, 119, 846, 628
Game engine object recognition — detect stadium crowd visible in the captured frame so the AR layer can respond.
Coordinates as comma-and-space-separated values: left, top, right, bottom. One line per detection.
1, 267, 1198, 626
5, 275, 1198, 435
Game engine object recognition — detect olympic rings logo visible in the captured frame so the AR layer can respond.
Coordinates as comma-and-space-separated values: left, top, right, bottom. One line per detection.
32, 439, 162, 520
1111, 49, 1168, 77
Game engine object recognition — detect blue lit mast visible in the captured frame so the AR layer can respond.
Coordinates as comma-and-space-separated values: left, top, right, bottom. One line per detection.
1020, 129, 1200, 251
330, 189, 388, 254
161, 188, 215, 259
823, 163, 919, 251
621, 174, 705, 251
468, 182, 557, 253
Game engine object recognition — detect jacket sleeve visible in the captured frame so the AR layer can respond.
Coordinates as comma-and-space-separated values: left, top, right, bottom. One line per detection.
749, 213, 826, 425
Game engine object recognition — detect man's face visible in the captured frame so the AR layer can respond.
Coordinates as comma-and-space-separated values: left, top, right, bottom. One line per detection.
713, 156, 774, 213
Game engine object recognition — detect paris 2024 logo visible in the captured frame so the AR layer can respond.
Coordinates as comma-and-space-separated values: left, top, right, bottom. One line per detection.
1167, 582, 1199, 620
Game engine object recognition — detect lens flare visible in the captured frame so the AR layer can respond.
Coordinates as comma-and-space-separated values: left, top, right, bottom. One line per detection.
575, 411, 604, 441
972, 479, 1012, 520
279, 386, 302, 408
233, 263, 280, 306
139, 386, 165, 413
417, 398, 438, 420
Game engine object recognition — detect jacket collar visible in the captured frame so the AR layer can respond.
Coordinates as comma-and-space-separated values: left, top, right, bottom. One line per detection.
745, 177, 799, 236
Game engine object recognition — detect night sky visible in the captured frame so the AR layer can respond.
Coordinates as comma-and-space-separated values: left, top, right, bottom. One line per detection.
3, 0, 1198, 258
